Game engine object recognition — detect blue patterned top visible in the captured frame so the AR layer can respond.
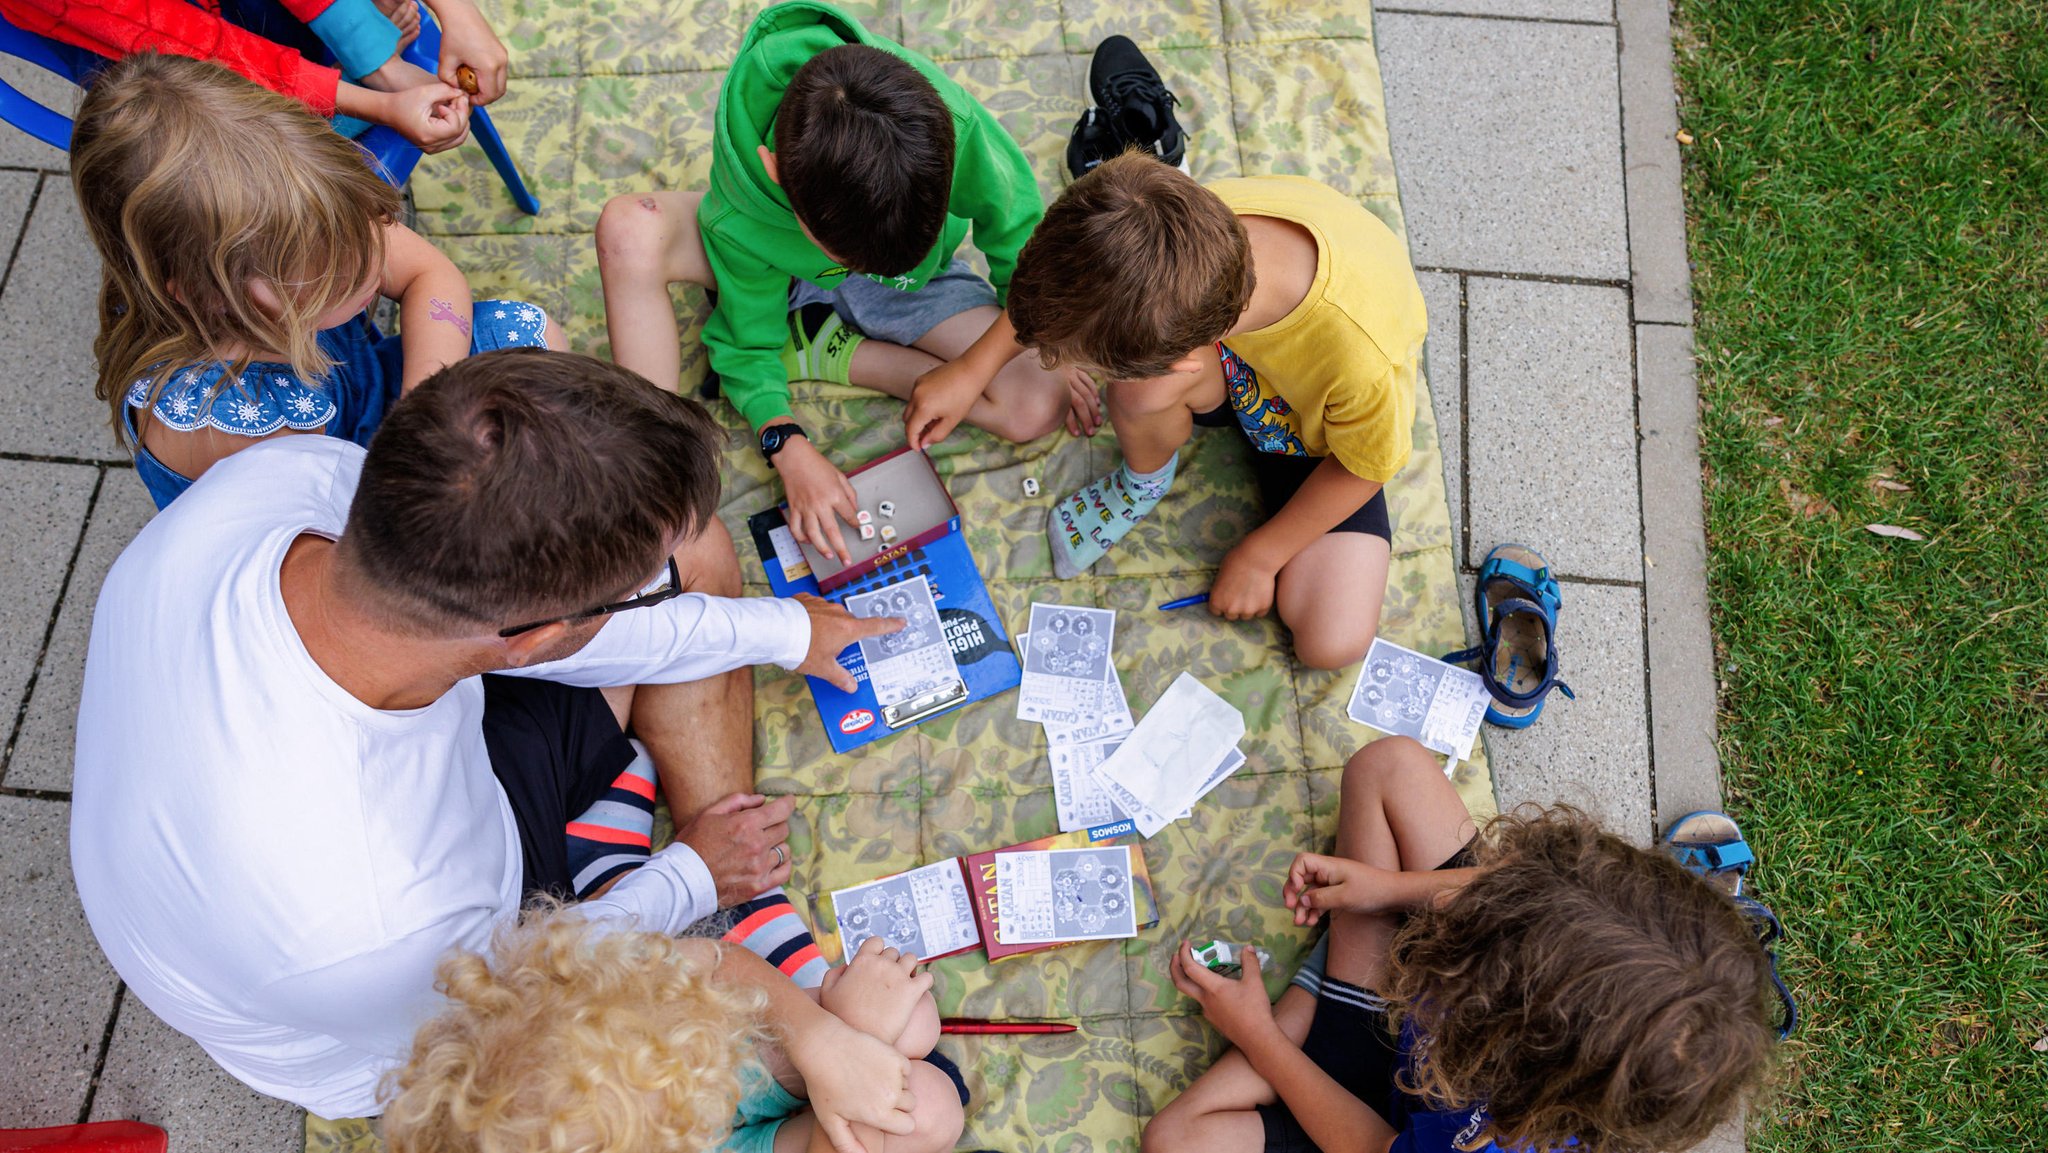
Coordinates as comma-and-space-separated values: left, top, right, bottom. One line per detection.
126, 362, 339, 438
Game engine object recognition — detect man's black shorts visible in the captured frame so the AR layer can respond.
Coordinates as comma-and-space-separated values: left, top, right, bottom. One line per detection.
479, 674, 637, 900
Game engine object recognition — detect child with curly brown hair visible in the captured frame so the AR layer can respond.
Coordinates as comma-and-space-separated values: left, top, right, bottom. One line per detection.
1148, 736, 1786, 1153
381, 914, 965, 1153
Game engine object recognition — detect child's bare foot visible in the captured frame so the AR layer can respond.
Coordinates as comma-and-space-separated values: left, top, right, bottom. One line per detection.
374, 0, 421, 50
360, 55, 435, 94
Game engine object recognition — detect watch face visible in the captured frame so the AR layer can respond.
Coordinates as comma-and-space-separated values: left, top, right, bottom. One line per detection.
761, 424, 800, 458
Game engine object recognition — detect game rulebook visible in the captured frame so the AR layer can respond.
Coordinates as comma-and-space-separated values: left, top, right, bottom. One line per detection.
818, 821, 1159, 964
747, 449, 1022, 754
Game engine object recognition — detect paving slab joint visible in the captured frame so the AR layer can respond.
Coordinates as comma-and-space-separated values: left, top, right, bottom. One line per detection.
1636, 324, 1724, 829
1616, 0, 1694, 324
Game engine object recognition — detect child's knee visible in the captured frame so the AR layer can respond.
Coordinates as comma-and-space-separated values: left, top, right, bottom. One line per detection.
984, 360, 1067, 442
1341, 736, 1433, 798
894, 991, 939, 1059
905, 1061, 966, 1153
1007, 391, 1066, 443
1140, 1102, 1194, 1153
542, 317, 568, 352
595, 194, 668, 278
1293, 624, 1374, 671
1105, 373, 1194, 421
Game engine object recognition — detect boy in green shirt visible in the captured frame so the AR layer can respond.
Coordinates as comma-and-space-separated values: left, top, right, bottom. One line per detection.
597, 0, 1089, 562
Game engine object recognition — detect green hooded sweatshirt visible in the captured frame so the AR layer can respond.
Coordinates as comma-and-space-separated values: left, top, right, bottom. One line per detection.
699, 0, 1044, 431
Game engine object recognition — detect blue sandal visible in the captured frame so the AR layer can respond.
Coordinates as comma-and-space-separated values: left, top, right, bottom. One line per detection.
1662, 810, 1754, 896
1663, 812, 1798, 1038
1443, 544, 1575, 729
1736, 894, 1801, 1039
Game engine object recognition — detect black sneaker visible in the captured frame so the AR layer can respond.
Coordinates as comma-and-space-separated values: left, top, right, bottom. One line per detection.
1065, 35, 1187, 178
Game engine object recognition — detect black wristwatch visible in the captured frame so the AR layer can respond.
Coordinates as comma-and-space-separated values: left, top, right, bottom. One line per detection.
758, 421, 807, 464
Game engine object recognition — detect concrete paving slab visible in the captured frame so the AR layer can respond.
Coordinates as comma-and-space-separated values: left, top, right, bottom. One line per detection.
1617, 0, 1693, 324
0, 180, 124, 462
1471, 576, 1653, 841
89, 995, 305, 1150
0, 795, 122, 1126
0, 461, 97, 756
0, 168, 39, 258
1378, 12, 1628, 279
0, 61, 75, 172
7, 476, 154, 793
1418, 271, 1464, 568
1383, 0, 1611, 23
1464, 277, 1640, 581
1636, 323, 1722, 827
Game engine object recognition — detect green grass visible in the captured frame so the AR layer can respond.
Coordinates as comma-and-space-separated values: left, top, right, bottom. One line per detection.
1674, 0, 2048, 1146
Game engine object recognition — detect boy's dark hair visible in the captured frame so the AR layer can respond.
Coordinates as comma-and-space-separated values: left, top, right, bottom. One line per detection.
1386, 807, 1778, 1153
776, 44, 955, 277
339, 349, 725, 636
1008, 152, 1252, 381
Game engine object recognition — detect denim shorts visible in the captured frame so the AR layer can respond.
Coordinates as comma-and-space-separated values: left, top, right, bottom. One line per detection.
788, 258, 998, 347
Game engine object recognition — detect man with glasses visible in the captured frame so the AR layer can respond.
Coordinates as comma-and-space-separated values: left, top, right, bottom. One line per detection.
69, 349, 908, 1123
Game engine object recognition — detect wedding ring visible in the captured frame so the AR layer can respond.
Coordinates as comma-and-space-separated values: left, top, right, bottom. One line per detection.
771, 844, 786, 866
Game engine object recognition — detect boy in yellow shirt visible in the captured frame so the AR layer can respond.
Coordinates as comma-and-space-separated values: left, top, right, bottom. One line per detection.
912, 154, 1426, 669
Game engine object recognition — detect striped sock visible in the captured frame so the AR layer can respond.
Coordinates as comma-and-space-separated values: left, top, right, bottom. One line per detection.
564, 746, 658, 900
722, 890, 829, 988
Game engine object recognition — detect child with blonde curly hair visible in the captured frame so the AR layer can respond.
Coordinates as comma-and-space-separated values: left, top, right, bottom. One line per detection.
382, 913, 966, 1153
71, 52, 562, 509
1150, 736, 1787, 1153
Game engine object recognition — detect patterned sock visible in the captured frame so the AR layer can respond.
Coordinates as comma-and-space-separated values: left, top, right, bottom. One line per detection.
780, 302, 864, 385
564, 746, 658, 900
1047, 453, 1179, 579
721, 890, 829, 988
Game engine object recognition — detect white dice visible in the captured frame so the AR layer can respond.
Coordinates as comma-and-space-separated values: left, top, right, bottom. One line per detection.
1023, 477, 1041, 497
856, 509, 873, 525
879, 524, 898, 543
878, 500, 897, 518
859, 524, 876, 540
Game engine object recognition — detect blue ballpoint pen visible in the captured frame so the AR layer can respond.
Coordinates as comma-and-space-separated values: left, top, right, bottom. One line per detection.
1157, 594, 1210, 611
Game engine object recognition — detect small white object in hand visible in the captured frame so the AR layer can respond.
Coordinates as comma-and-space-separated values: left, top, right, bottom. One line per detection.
856, 509, 873, 525
878, 500, 897, 518
860, 524, 876, 540
1023, 477, 1041, 497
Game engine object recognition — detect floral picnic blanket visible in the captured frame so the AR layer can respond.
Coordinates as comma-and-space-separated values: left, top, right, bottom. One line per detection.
308, 1, 1489, 1149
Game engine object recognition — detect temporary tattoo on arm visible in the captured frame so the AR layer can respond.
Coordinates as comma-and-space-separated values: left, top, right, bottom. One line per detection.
429, 297, 472, 337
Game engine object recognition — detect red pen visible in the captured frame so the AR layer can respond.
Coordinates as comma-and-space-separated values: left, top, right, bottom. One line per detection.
940, 1019, 1077, 1035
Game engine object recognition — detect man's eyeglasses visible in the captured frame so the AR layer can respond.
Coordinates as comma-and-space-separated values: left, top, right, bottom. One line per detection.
497, 557, 683, 639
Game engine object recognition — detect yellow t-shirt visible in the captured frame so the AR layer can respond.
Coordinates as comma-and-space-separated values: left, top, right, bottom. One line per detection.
1208, 176, 1427, 484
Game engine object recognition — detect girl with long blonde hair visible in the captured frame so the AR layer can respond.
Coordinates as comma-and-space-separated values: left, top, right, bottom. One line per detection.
72, 52, 562, 508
